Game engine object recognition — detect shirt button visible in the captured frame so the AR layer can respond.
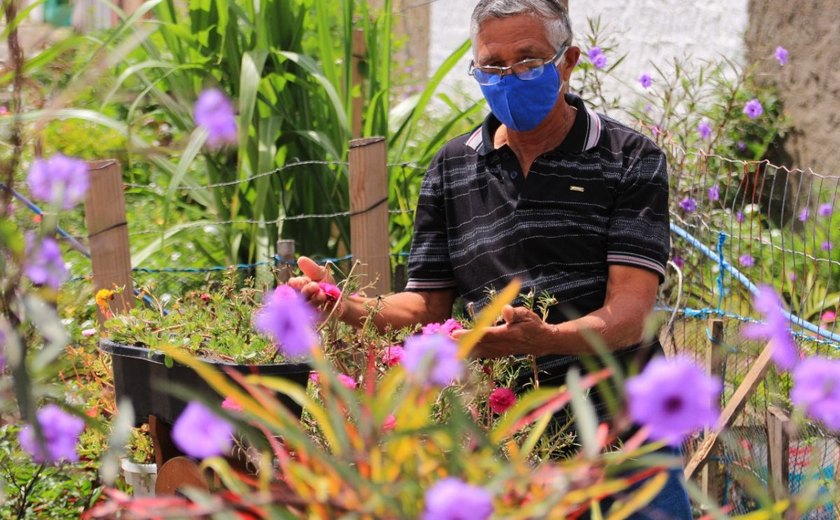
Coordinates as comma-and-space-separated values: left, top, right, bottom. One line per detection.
508, 171, 518, 180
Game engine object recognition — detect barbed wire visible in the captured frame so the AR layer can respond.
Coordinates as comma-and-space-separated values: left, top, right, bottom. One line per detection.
124, 208, 415, 237
122, 160, 428, 192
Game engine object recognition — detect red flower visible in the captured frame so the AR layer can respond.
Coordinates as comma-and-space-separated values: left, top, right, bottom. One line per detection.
488, 387, 516, 414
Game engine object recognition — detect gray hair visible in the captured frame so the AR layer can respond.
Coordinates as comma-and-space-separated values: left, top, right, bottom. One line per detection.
470, 0, 573, 55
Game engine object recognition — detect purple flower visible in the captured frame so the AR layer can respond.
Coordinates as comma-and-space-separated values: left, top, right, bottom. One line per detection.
737, 140, 747, 151
254, 285, 319, 357
791, 357, 840, 430
671, 256, 685, 269
18, 404, 85, 464
27, 154, 89, 210
588, 47, 607, 69
774, 46, 789, 66
742, 285, 799, 370
818, 203, 833, 217
798, 207, 809, 222
172, 401, 234, 459
626, 356, 721, 446
679, 197, 697, 213
743, 98, 764, 119
24, 233, 68, 290
707, 185, 720, 202
639, 73, 652, 89
423, 477, 494, 520
194, 88, 238, 148
402, 333, 463, 387
736, 211, 745, 223
822, 241, 833, 252
698, 120, 712, 140
738, 254, 754, 268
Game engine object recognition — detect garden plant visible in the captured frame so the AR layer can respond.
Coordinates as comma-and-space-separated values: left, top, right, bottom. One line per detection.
0, 0, 838, 518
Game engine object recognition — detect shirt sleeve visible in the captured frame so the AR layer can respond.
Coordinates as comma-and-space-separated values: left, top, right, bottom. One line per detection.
606, 149, 670, 281
405, 152, 457, 291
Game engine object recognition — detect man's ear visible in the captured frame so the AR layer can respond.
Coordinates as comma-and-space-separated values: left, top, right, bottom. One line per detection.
560, 46, 581, 83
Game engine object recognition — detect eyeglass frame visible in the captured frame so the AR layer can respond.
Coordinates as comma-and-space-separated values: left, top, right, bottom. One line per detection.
468, 43, 571, 86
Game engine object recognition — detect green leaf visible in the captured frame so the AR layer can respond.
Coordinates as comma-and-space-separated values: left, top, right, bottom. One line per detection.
567, 367, 599, 460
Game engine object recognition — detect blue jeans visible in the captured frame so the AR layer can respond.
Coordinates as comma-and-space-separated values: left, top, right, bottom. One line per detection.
582, 448, 693, 519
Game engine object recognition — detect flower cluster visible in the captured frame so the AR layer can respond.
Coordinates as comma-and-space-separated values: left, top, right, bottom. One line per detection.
421, 318, 463, 336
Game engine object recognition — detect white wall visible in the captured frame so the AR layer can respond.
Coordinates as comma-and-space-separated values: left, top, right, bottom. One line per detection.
428, 0, 749, 111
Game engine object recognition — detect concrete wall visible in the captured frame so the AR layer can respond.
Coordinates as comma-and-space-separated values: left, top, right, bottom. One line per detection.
429, 0, 749, 113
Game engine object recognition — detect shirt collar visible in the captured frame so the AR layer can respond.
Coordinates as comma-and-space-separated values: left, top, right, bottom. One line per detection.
465, 93, 602, 156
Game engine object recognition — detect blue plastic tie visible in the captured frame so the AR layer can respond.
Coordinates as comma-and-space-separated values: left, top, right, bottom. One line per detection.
715, 232, 727, 312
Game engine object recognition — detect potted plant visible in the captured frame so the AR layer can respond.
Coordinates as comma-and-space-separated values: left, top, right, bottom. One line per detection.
120, 425, 157, 496
98, 280, 311, 427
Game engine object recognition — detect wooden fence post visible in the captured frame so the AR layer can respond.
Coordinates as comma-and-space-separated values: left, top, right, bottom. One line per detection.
767, 406, 790, 502
701, 319, 726, 505
276, 239, 296, 284
84, 160, 133, 324
349, 137, 390, 296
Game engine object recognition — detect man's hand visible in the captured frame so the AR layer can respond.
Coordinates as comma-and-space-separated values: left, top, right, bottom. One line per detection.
450, 304, 550, 358
287, 257, 339, 313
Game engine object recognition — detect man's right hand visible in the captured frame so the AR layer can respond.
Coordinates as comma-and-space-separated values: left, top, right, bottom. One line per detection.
287, 256, 337, 309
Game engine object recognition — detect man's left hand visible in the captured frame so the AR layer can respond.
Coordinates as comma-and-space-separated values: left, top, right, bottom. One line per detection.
450, 304, 551, 358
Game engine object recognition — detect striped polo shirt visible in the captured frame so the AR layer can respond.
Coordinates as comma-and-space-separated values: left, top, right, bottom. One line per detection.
406, 93, 670, 326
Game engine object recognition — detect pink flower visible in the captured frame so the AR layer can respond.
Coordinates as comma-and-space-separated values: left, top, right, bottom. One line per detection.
382, 414, 396, 432
318, 282, 341, 301
738, 254, 754, 267
221, 396, 243, 412
309, 372, 319, 384
488, 388, 516, 414
382, 345, 405, 367
337, 373, 357, 390
422, 319, 463, 336
822, 311, 837, 324
81, 328, 97, 337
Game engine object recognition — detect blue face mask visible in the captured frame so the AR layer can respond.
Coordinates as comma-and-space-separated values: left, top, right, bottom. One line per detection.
479, 64, 561, 132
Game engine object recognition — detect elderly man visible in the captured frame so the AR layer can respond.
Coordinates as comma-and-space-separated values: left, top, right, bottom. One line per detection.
291, 0, 690, 517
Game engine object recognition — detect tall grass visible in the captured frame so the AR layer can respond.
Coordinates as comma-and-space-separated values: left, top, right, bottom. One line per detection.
99, 0, 477, 267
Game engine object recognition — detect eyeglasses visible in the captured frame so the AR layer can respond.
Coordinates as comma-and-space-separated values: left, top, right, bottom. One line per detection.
468, 44, 569, 86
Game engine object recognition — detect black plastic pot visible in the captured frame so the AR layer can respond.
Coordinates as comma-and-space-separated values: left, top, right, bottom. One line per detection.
100, 340, 311, 426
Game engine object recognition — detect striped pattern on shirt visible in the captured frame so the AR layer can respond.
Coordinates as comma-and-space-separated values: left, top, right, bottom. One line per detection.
406, 93, 670, 324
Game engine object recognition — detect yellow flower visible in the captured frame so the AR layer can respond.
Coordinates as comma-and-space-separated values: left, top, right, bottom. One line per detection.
95, 289, 114, 310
